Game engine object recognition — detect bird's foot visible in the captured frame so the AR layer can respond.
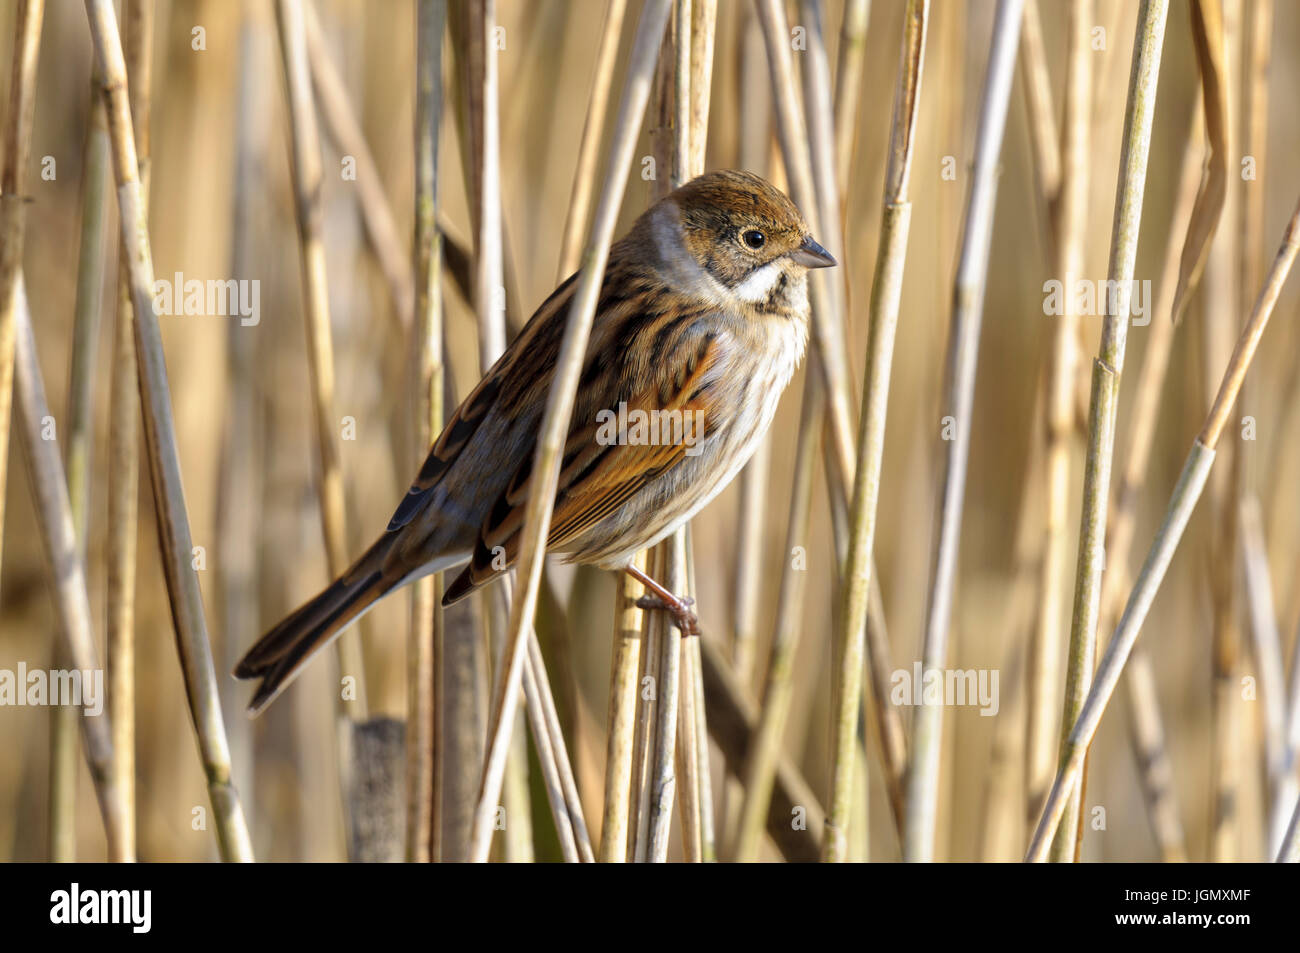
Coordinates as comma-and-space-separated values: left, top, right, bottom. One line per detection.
634, 592, 699, 636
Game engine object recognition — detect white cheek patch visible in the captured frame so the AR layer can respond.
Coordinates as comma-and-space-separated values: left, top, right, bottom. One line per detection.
731, 260, 787, 304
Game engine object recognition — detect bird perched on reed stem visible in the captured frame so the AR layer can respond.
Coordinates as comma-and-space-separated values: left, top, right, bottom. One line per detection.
235, 169, 835, 714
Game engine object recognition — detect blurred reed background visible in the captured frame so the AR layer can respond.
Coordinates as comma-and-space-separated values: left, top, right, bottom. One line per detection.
1, 0, 1299, 862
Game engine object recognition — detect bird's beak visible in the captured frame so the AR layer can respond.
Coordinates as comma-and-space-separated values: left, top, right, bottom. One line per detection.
790, 234, 837, 269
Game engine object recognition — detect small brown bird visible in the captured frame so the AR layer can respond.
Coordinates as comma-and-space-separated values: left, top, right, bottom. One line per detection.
235, 169, 834, 714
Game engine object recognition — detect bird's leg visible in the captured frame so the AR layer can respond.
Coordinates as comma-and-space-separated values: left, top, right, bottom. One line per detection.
625, 563, 699, 636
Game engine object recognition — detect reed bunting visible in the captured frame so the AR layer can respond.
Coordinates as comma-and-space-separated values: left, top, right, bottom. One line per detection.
236, 169, 835, 714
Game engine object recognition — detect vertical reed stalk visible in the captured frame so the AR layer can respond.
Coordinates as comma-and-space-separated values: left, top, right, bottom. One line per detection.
1028, 194, 1300, 861
305, 0, 415, 332
754, 0, 855, 500
273, 0, 370, 713
0, 0, 45, 594
826, 0, 928, 863
1048, 0, 1167, 862
905, 0, 1024, 863
467, 0, 673, 863
85, 0, 254, 862
410, 0, 448, 863
832, 0, 870, 194
557, 0, 628, 281
733, 366, 824, 861
1094, 110, 1203, 863
600, 554, 646, 861
14, 281, 128, 849
54, 59, 112, 864
1041, 0, 1093, 862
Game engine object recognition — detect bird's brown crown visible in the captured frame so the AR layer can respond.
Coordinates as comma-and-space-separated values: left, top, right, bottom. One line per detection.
668, 170, 813, 287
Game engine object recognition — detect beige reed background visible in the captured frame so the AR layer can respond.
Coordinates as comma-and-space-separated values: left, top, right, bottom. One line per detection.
1, 0, 1299, 861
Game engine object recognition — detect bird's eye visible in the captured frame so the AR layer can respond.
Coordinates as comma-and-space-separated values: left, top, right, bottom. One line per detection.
742, 229, 766, 250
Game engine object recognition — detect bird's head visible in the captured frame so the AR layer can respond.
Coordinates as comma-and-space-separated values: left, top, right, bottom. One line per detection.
667, 169, 836, 312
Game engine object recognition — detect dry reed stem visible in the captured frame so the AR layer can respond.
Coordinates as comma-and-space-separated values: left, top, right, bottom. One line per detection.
1041, 0, 1093, 862
0, 0, 45, 597
905, 0, 1024, 864
647, 535, 685, 861
103, 0, 153, 866
600, 554, 646, 861
832, 0, 870, 194
1239, 497, 1288, 855
733, 367, 824, 861
273, 0, 369, 713
1028, 194, 1300, 862
85, 0, 254, 862
467, 0, 672, 863
630, 546, 666, 860
701, 634, 825, 860
1092, 110, 1202, 862
755, 0, 856, 501
220, 7, 267, 865
13, 280, 128, 851
409, 0, 447, 863
526, 631, 594, 861
1170, 0, 1228, 324
304, 0, 414, 332
827, 0, 928, 863
557, 0, 628, 280
1021, 0, 1074, 837
1046, 0, 1167, 863
54, 59, 112, 863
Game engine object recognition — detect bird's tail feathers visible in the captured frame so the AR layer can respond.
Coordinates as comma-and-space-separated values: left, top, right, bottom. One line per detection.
234, 538, 395, 716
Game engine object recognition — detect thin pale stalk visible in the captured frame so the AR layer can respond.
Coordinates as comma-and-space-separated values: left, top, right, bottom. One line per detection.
755, 0, 855, 501
557, 0, 628, 280
600, 553, 646, 861
54, 65, 112, 864
832, 0, 870, 193
734, 369, 823, 861
701, 631, 826, 860
14, 280, 127, 850
1042, 0, 1093, 862
103, 0, 152, 866
85, 0, 254, 862
1123, 650, 1186, 861
1017, 0, 1060, 263
521, 650, 579, 861
905, 0, 1023, 863
409, 0, 447, 864
1094, 110, 1203, 862
467, 0, 673, 863
1049, 0, 1168, 864
1028, 195, 1300, 861
1279, 798, 1300, 863
305, 0, 415, 332
0, 0, 45, 594
646, 535, 685, 861
1240, 497, 1289, 855
472, 0, 506, 368
630, 547, 666, 861
220, 6, 265, 868
827, 0, 928, 863
273, 0, 368, 712
526, 631, 594, 861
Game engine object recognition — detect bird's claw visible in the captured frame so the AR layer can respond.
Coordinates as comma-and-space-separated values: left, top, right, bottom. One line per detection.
635, 593, 699, 636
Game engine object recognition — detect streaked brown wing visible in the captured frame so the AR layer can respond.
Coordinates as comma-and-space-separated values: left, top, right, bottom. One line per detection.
385, 272, 577, 532
444, 328, 724, 602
